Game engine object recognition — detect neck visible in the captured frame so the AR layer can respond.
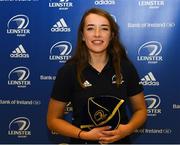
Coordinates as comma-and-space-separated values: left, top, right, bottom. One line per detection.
89, 53, 109, 72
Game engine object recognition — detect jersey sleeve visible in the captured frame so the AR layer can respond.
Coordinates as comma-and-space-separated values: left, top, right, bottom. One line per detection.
123, 60, 143, 97
50, 64, 74, 102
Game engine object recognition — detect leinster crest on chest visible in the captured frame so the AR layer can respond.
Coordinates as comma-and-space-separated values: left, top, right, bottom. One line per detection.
80, 95, 124, 130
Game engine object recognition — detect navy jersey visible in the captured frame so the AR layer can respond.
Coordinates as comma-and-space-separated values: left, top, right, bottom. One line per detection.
51, 58, 143, 144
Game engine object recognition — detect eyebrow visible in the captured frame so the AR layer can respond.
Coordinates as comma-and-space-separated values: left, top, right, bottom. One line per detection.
86, 24, 110, 27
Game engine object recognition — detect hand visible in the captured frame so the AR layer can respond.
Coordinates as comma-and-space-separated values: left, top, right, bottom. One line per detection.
80, 126, 112, 141
99, 124, 133, 144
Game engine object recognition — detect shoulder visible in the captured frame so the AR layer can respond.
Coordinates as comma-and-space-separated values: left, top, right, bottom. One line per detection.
56, 62, 77, 78
121, 58, 136, 71
120, 58, 140, 78
120, 59, 143, 96
58, 62, 76, 73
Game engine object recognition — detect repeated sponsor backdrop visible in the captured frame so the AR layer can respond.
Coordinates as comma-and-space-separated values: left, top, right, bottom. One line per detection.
0, 0, 180, 144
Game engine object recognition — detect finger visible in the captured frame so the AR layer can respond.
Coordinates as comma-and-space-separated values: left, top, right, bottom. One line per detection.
99, 139, 113, 144
99, 132, 111, 138
99, 141, 109, 144
98, 126, 112, 131
102, 130, 115, 136
99, 140, 110, 144
99, 135, 117, 144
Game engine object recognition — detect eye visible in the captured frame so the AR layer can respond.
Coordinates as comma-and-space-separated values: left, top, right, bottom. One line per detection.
86, 27, 94, 31
102, 27, 109, 31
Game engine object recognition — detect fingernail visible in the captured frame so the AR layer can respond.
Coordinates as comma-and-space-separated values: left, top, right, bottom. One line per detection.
109, 126, 112, 129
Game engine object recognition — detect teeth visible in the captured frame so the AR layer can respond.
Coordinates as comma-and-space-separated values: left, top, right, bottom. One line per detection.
92, 40, 103, 44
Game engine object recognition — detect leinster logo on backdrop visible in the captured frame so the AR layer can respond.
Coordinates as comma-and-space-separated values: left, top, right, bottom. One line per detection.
7, 14, 30, 37
80, 95, 124, 130
49, 41, 72, 63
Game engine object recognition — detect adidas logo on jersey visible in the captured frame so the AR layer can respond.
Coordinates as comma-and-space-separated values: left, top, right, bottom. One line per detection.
83, 80, 92, 87
139, 72, 159, 86
10, 44, 29, 58
51, 18, 71, 32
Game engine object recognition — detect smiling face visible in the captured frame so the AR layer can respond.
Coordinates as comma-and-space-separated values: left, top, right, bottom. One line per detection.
82, 13, 112, 56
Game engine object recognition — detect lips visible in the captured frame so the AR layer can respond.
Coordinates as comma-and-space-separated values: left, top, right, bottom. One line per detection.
92, 40, 104, 44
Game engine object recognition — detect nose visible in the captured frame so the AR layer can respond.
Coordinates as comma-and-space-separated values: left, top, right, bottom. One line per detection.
95, 27, 100, 37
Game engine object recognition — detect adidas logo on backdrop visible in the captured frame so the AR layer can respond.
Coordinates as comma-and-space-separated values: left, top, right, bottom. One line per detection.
51, 18, 71, 32
10, 44, 29, 58
139, 72, 159, 86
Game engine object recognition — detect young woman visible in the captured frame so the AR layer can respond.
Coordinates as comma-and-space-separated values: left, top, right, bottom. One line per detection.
47, 8, 147, 144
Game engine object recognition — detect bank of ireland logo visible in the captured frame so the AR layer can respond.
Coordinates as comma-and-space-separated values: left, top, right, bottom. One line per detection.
7, 14, 30, 37
49, 0, 73, 10
145, 94, 161, 116
8, 66, 31, 88
49, 41, 72, 63
137, 41, 163, 64
8, 117, 31, 138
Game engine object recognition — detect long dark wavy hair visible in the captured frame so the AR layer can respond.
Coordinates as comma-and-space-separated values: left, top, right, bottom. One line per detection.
67, 8, 129, 88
